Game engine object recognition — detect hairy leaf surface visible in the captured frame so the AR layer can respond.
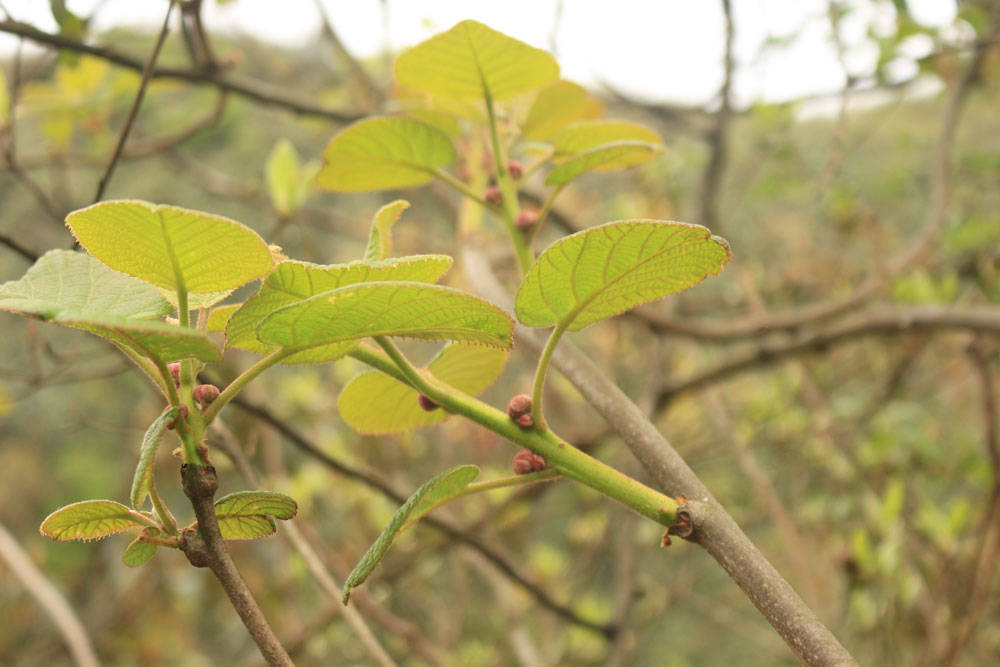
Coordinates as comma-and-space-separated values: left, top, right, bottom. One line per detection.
365, 200, 410, 261
545, 142, 664, 186
343, 465, 479, 603
65, 199, 274, 293
516, 220, 732, 331
317, 117, 455, 192
339, 343, 508, 434
130, 407, 178, 509
212, 491, 297, 540
40, 500, 154, 542
553, 120, 663, 156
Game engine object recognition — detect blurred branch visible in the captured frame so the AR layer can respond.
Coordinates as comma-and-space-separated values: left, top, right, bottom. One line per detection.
697, 0, 733, 233
0, 18, 363, 123
461, 246, 856, 665
123, 90, 228, 157
0, 521, 100, 667
229, 395, 617, 638
655, 306, 1000, 410
94, 2, 175, 202
0, 231, 39, 261
313, 0, 385, 110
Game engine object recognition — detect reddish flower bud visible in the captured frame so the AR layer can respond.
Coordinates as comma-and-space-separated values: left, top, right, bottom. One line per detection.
514, 209, 538, 231
417, 394, 439, 411
512, 448, 546, 474
507, 394, 532, 420
193, 384, 220, 407
166, 403, 189, 430
485, 185, 503, 206
507, 160, 524, 179
167, 362, 181, 387
516, 413, 535, 429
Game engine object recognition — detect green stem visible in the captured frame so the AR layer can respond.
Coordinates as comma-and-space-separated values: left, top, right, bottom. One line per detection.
483, 89, 532, 275
141, 534, 180, 548
531, 321, 569, 432
360, 340, 677, 526
149, 486, 179, 535
432, 168, 491, 208
201, 348, 294, 425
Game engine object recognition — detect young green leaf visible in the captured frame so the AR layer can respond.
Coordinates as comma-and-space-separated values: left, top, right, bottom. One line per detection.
65, 199, 274, 294
516, 220, 732, 331
226, 256, 452, 360
316, 117, 456, 192
256, 282, 514, 356
339, 342, 508, 434
205, 303, 240, 333
545, 142, 665, 186
343, 465, 480, 603
394, 20, 558, 102
40, 500, 156, 542
0, 250, 221, 363
365, 200, 410, 261
122, 531, 158, 567
211, 491, 297, 540
553, 120, 663, 156
266, 138, 320, 217
130, 407, 178, 510
522, 80, 605, 141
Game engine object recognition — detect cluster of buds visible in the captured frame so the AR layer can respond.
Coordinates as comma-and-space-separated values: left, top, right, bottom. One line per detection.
507, 394, 534, 429
417, 394, 439, 411
512, 448, 546, 475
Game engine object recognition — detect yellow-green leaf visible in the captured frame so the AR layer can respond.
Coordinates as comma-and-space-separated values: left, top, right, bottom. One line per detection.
226, 256, 452, 360
516, 220, 732, 331
522, 80, 605, 141
206, 304, 241, 333
130, 408, 178, 510
316, 117, 455, 192
65, 200, 274, 293
40, 500, 155, 542
266, 138, 318, 216
122, 532, 158, 567
339, 342, 508, 434
212, 491, 297, 540
343, 465, 479, 603
553, 120, 663, 156
395, 20, 558, 102
545, 142, 664, 186
365, 200, 409, 261
256, 282, 513, 355
0, 250, 220, 363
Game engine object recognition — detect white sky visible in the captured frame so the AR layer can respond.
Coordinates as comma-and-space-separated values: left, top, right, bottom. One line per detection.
0, 0, 959, 106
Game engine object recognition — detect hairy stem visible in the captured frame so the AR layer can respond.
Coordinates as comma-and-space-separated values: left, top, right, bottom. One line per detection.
531, 321, 569, 432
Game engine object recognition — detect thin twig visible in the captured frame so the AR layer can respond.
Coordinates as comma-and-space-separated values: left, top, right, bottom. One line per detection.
93, 3, 175, 202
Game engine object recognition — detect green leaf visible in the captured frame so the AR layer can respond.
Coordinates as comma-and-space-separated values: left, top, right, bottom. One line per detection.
316, 117, 455, 192
214, 491, 298, 521
0, 250, 221, 363
553, 120, 663, 156
212, 491, 297, 540
206, 304, 240, 333
402, 466, 480, 531
256, 282, 514, 357
122, 530, 158, 567
394, 20, 558, 102
130, 408, 178, 510
40, 500, 154, 542
266, 138, 318, 216
226, 256, 453, 361
365, 200, 410, 261
522, 80, 605, 141
516, 220, 732, 331
65, 199, 275, 294
343, 465, 479, 603
545, 142, 665, 186
339, 342, 508, 434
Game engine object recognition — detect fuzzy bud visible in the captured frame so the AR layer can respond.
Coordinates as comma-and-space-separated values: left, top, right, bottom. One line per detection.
484, 185, 503, 207
512, 448, 546, 475
507, 160, 524, 179
167, 362, 181, 387
417, 394, 439, 411
167, 403, 189, 430
507, 394, 533, 420
193, 384, 220, 407
516, 413, 535, 429
514, 209, 538, 231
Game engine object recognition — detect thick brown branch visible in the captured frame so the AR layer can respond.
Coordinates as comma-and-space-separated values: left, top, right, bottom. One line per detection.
0, 19, 363, 123
179, 464, 292, 666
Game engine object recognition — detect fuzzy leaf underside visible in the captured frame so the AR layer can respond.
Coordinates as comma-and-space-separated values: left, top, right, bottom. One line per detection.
0, 250, 220, 363
211, 491, 297, 540
256, 281, 514, 355
394, 20, 558, 102
545, 141, 664, 186
343, 465, 480, 603
65, 199, 274, 293
122, 532, 158, 567
226, 256, 453, 362
365, 200, 410, 261
338, 342, 509, 434
40, 500, 151, 542
516, 220, 732, 331
316, 117, 455, 192
553, 120, 663, 156
522, 80, 605, 141
130, 407, 178, 509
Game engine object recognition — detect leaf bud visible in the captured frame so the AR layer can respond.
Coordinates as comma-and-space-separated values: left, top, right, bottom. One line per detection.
507, 160, 524, 179
193, 384, 220, 407
167, 404, 189, 430
512, 448, 546, 474
514, 209, 538, 231
516, 413, 535, 429
417, 394, 439, 411
507, 394, 533, 420
485, 185, 503, 206
167, 362, 181, 387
